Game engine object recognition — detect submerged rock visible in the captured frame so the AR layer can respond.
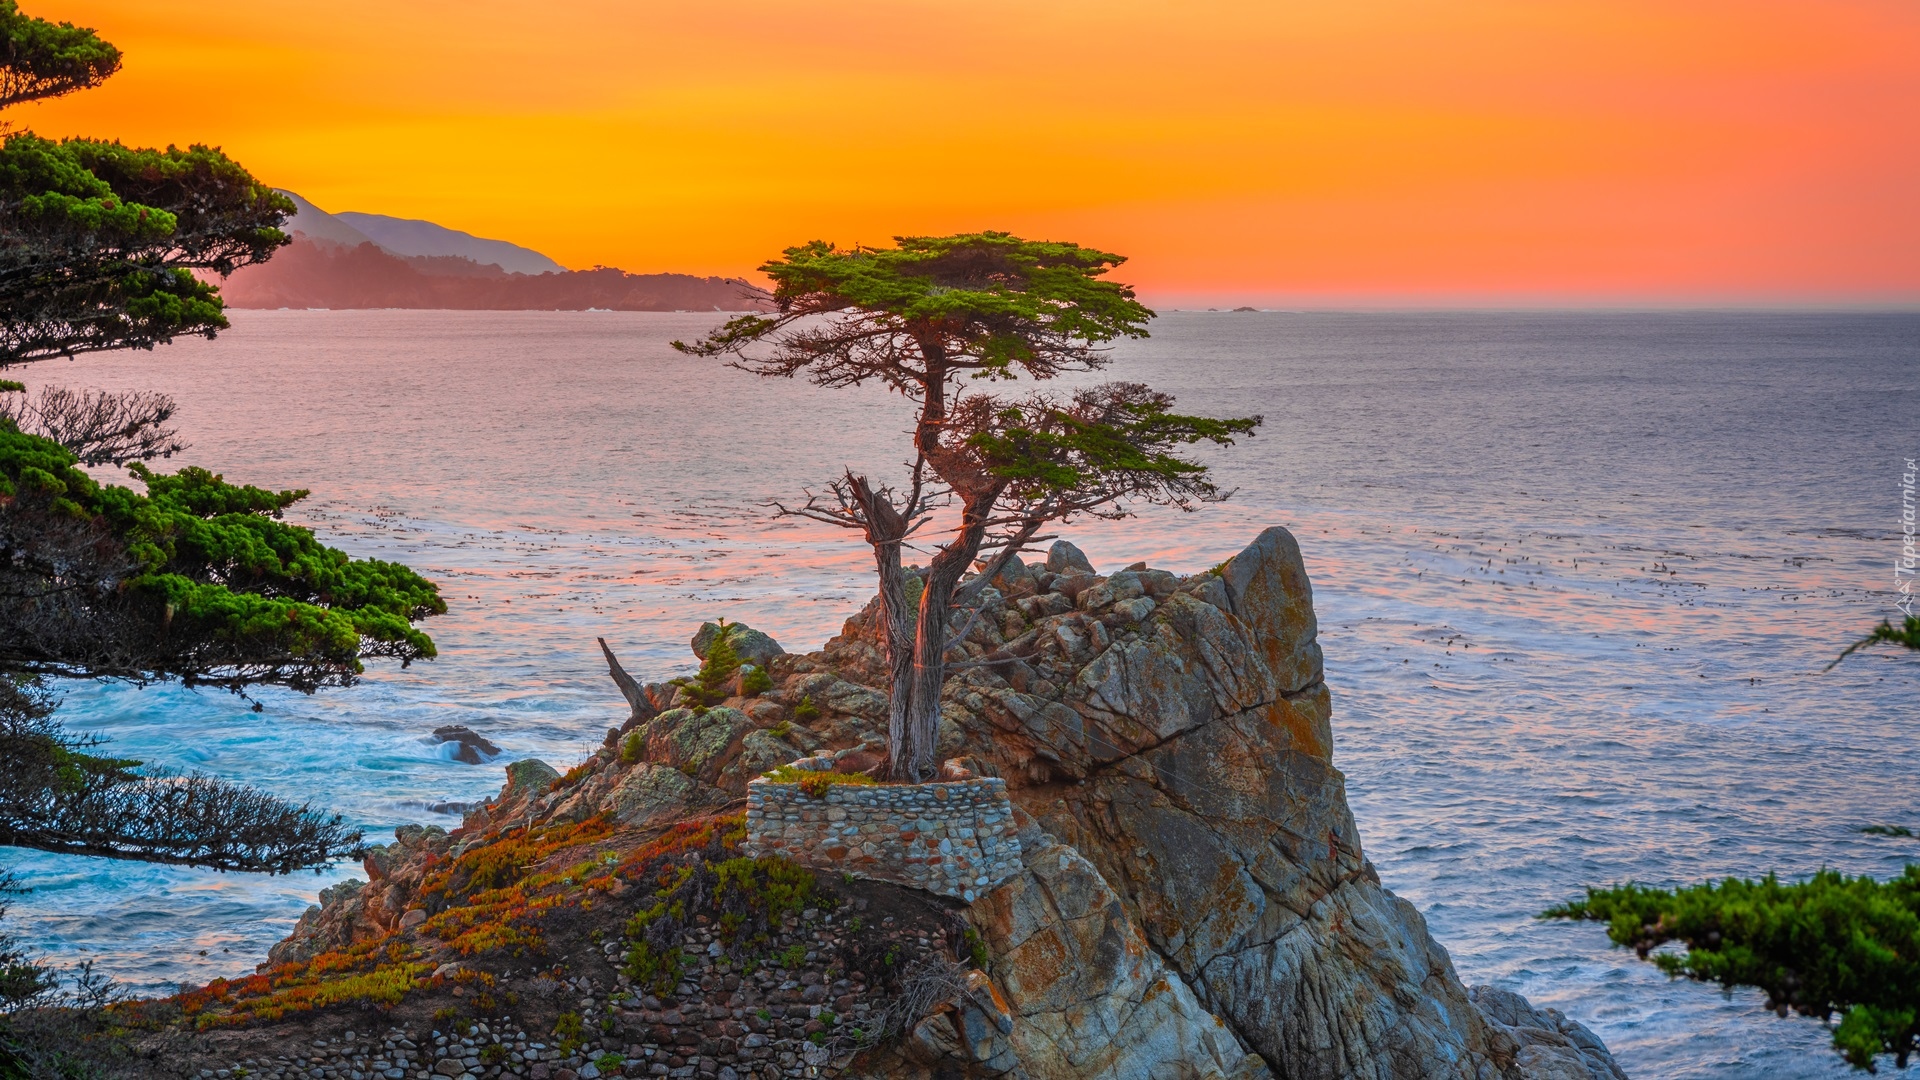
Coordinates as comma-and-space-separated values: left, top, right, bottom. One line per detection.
428, 723, 501, 764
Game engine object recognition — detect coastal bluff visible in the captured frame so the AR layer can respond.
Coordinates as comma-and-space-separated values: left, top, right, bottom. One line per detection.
238, 527, 1624, 1080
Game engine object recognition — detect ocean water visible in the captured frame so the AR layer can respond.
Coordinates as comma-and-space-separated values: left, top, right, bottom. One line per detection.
4, 309, 1916, 1078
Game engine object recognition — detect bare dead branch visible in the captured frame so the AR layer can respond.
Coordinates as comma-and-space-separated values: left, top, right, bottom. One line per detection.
0, 386, 185, 466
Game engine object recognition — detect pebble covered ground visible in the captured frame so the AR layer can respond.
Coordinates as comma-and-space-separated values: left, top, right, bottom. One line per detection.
188, 886, 957, 1080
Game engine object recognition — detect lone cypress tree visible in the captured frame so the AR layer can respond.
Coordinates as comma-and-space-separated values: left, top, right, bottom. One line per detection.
678, 233, 1259, 780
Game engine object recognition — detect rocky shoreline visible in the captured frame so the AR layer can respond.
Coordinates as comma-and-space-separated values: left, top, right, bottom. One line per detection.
145, 527, 1625, 1080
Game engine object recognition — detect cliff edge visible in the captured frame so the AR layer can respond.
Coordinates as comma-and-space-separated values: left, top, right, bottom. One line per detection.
243, 527, 1624, 1080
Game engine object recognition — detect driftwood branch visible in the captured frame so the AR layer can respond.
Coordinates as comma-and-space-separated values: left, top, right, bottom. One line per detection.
598, 637, 657, 724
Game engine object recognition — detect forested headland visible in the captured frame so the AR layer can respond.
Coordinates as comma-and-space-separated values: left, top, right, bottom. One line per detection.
219, 237, 769, 312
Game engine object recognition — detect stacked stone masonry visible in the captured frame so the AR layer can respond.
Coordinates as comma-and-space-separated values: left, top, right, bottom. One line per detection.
743, 776, 1022, 902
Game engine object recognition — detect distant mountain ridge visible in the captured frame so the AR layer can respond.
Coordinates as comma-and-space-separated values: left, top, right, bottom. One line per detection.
277, 192, 566, 275
221, 236, 768, 311
334, 211, 567, 276
277, 191, 379, 249
224, 192, 769, 311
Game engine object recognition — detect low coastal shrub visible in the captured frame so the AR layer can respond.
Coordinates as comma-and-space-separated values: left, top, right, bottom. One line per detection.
620, 730, 645, 764
144, 940, 432, 1029
761, 765, 879, 798
1543, 865, 1920, 1071
547, 760, 594, 792
792, 696, 820, 722
617, 819, 823, 995
414, 815, 617, 957
741, 665, 774, 695
552, 1011, 584, 1055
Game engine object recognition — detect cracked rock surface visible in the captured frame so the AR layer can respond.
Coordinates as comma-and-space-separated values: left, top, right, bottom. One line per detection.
830, 528, 1625, 1079
268, 526, 1623, 1080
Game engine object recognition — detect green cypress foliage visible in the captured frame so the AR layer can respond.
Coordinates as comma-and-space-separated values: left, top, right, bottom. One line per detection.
0, 422, 442, 690
1830, 617, 1920, 670
1, 3, 291, 366
1544, 867, 1920, 1071
0, 0, 120, 109
680, 622, 742, 712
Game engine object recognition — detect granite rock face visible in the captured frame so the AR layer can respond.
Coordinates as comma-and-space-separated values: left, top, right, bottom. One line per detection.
814, 526, 1624, 1080
265, 526, 1624, 1080
959, 817, 1273, 1080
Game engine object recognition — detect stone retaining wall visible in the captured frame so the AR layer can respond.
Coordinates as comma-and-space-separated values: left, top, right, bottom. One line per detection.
743, 775, 1022, 902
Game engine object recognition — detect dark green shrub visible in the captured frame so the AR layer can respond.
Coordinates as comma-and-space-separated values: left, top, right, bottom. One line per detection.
741, 666, 773, 695
1543, 865, 1920, 1071
681, 621, 742, 711
792, 696, 820, 722
622, 842, 821, 993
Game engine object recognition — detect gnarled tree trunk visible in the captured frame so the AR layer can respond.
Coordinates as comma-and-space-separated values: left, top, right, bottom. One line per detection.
896, 495, 995, 782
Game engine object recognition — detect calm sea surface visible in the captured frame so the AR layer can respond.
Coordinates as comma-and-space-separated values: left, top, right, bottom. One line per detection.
5, 310, 1916, 1078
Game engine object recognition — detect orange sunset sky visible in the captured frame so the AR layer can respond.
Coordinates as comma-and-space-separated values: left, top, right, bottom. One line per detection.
15, 0, 1920, 304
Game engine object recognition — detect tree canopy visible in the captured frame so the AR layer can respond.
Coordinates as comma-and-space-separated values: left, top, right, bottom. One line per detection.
0, 679, 356, 872
681, 233, 1258, 780
0, 422, 443, 692
0, 1, 289, 367
0, 383, 183, 466
0, 135, 292, 364
0, 0, 119, 111
0, 12, 435, 1046
1545, 868, 1920, 1072
682, 233, 1154, 392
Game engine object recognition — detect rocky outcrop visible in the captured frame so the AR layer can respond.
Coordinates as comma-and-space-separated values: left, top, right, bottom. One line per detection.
263, 526, 1623, 1080
429, 724, 501, 764
961, 815, 1272, 1080
692, 620, 785, 667
268, 824, 452, 966
804, 527, 1622, 1079
1469, 988, 1630, 1080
